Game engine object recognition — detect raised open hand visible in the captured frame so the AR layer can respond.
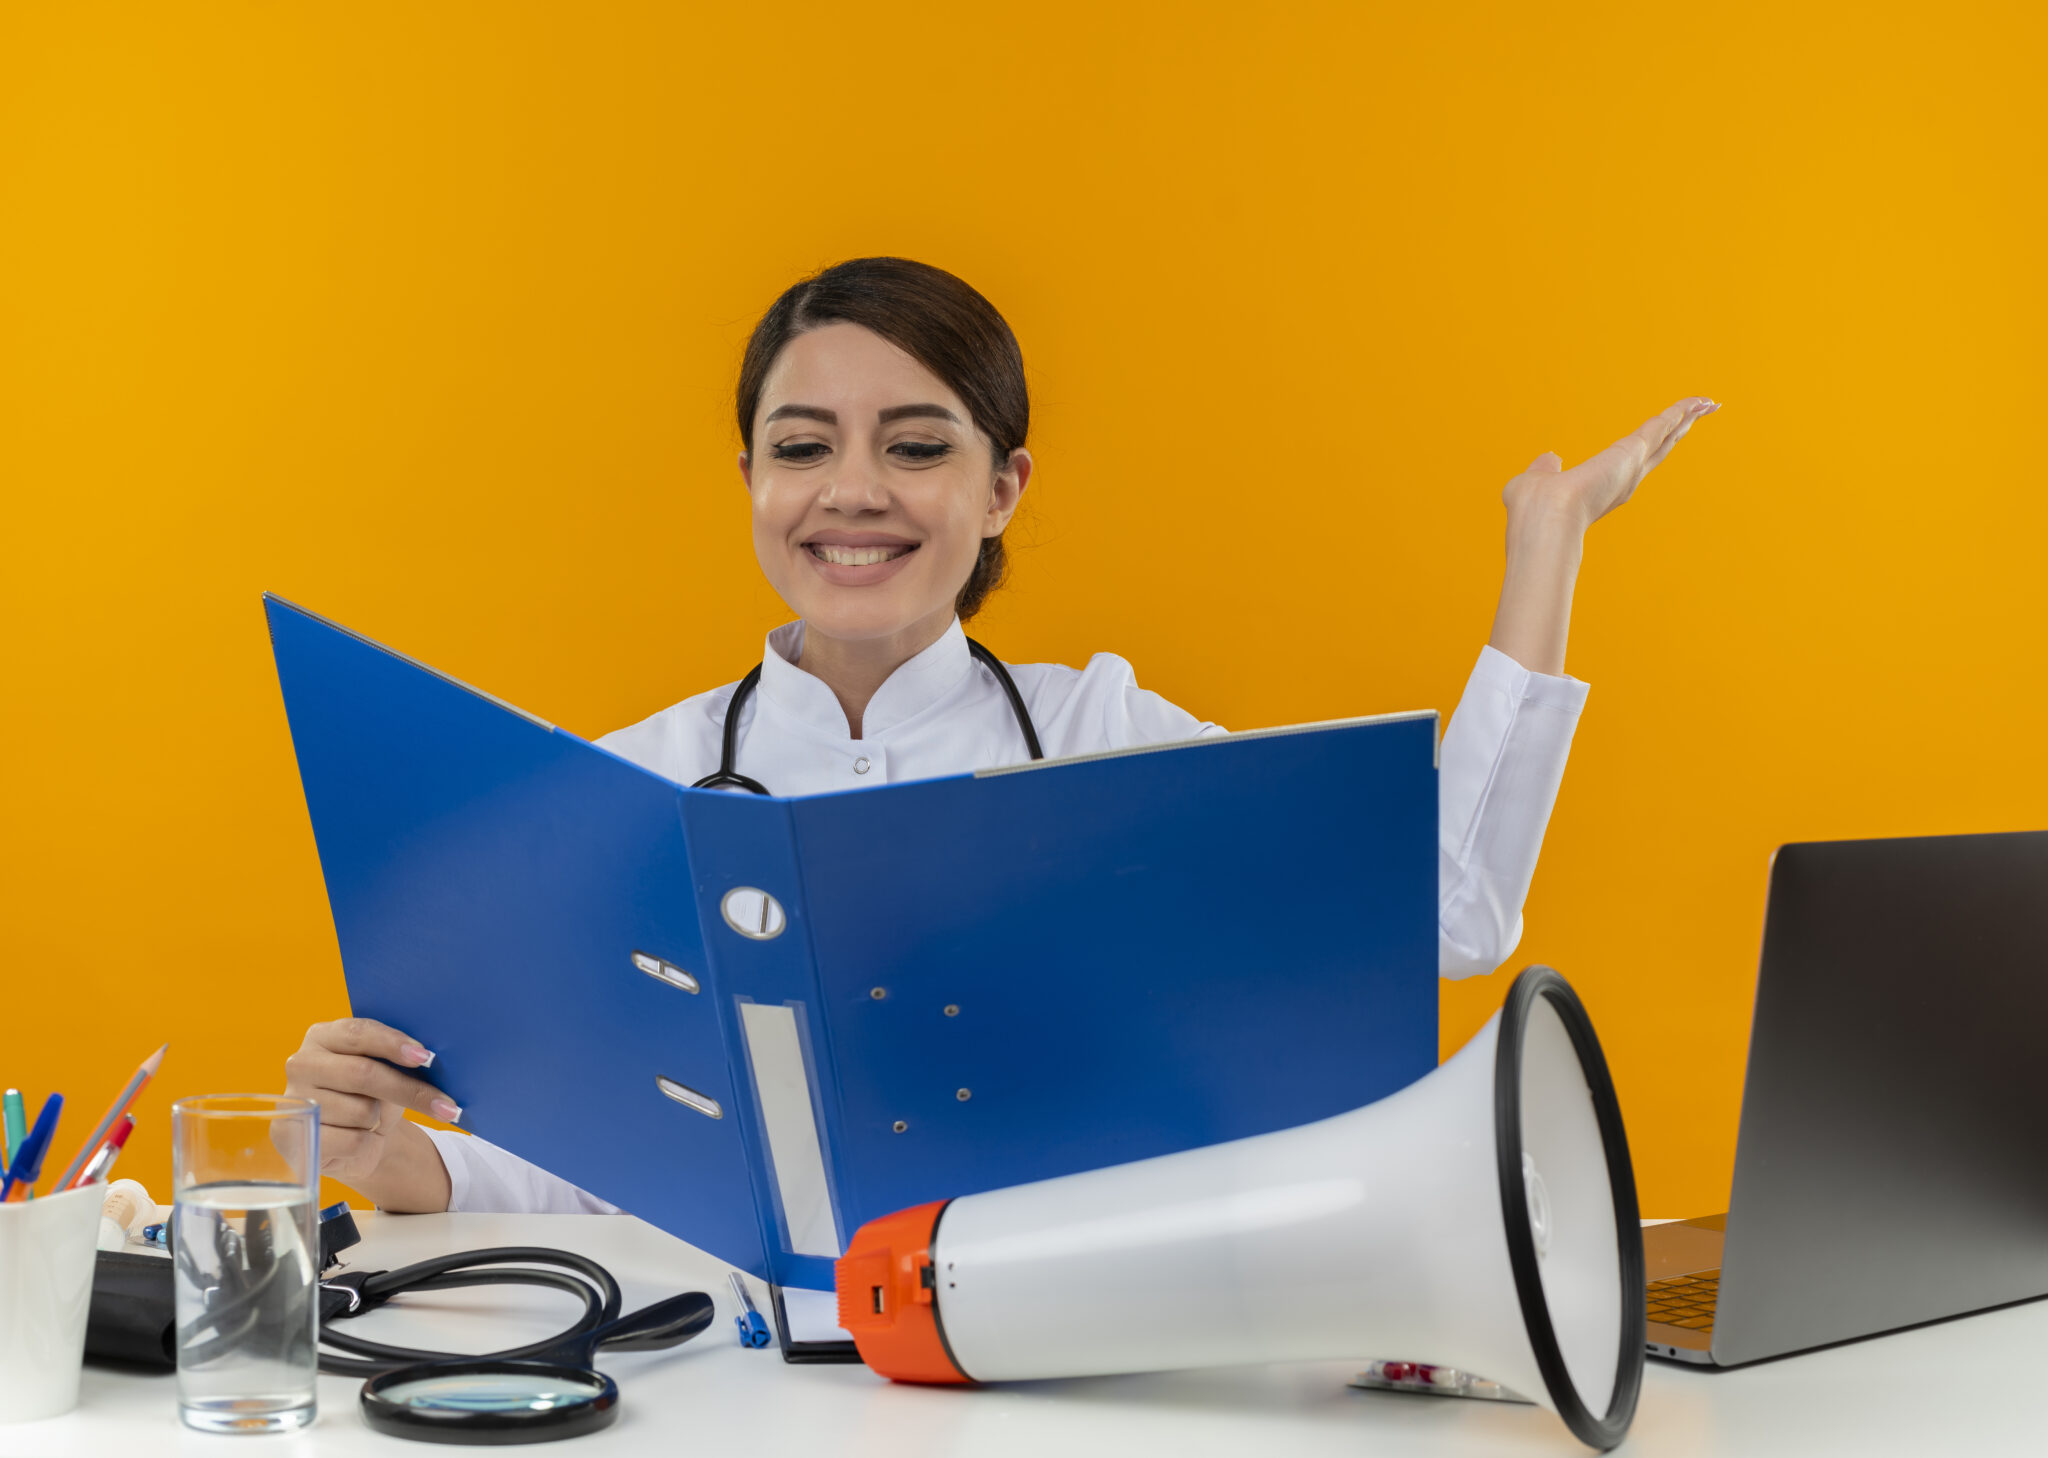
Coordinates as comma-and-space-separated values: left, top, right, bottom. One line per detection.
1484, 395, 1721, 675
1503, 397, 1719, 534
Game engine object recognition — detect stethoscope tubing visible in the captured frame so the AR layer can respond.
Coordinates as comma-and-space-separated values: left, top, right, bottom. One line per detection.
692, 638, 1043, 796
316, 1246, 624, 1378
693, 664, 771, 795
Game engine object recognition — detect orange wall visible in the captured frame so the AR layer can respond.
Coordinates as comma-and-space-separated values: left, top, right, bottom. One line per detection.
3, 4, 2043, 1218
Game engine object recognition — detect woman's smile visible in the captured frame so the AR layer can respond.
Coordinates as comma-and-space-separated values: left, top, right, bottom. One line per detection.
801, 530, 922, 585
811, 546, 907, 564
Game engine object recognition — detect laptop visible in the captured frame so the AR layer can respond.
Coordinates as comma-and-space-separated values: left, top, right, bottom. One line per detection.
1645, 829, 2048, 1366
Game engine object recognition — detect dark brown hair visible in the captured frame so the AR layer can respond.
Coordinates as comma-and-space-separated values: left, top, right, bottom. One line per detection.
736, 257, 1028, 622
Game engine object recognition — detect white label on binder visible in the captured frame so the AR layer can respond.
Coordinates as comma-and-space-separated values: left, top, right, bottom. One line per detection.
739, 1001, 840, 1258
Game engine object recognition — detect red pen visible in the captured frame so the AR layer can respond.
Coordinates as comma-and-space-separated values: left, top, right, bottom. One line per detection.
65, 1114, 135, 1190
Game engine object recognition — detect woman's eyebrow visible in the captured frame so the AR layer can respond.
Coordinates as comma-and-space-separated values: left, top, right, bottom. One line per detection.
764, 404, 835, 425
877, 403, 961, 425
763, 402, 960, 427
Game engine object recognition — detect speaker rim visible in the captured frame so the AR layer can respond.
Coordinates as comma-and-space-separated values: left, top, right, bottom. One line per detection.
1492, 965, 1646, 1452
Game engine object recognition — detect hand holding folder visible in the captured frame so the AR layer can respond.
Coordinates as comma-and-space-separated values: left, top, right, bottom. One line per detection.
281, 1016, 460, 1201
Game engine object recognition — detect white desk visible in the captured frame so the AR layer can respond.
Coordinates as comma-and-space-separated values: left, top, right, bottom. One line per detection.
20, 1212, 2046, 1456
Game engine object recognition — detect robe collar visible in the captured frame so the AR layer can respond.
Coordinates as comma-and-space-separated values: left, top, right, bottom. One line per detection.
755, 617, 974, 740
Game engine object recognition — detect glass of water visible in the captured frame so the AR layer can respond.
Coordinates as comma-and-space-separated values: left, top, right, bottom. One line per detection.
171, 1094, 321, 1434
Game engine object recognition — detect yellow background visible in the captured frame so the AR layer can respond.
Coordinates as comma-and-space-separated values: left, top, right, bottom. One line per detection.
3, 4, 2043, 1217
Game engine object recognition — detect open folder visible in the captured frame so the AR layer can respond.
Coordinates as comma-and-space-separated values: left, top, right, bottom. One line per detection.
265, 594, 1439, 1292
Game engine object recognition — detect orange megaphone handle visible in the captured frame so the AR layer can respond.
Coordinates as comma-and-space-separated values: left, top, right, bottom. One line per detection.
833, 1199, 970, 1383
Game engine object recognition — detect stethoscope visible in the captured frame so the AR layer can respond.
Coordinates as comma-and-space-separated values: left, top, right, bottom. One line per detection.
172, 1203, 715, 1443
690, 638, 1045, 795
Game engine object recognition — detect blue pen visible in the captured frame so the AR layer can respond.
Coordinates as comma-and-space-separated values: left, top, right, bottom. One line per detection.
729, 1273, 771, 1348
0, 1093, 63, 1203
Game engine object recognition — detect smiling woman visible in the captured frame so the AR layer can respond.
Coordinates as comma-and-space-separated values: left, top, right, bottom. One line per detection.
737, 257, 1030, 634
279, 256, 1717, 1219
739, 319, 1027, 733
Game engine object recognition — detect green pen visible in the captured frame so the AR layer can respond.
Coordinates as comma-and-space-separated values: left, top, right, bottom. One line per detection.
2, 1088, 25, 1171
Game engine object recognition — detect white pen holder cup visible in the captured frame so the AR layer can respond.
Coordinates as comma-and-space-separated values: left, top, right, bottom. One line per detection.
0, 1182, 104, 1423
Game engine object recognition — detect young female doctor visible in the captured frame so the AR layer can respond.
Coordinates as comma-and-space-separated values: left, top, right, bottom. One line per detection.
282, 256, 1716, 1215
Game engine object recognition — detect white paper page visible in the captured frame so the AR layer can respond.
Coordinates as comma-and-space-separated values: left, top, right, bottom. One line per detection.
778, 1285, 854, 1343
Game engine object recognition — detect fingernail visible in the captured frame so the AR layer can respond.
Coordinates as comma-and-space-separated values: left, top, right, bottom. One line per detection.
403, 1044, 436, 1068
431, 1099, 463, 1124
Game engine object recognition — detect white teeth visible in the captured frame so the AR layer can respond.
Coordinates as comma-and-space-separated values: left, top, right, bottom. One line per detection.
812, 545, 908, 566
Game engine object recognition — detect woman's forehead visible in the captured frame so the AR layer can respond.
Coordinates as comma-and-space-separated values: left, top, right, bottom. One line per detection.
758, 322, 967, 421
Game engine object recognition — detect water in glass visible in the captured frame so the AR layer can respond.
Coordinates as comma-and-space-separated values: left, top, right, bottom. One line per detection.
174, 1181, 319, 1433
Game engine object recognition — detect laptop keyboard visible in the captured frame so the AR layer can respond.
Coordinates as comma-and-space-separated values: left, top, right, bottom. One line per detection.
1646, 1271, 1720, 1330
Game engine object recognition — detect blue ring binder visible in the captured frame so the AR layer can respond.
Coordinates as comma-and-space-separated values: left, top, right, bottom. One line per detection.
265, 592, 1440, 1290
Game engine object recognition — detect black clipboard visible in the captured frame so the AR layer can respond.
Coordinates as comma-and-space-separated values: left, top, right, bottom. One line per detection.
768, 1282, 860, 1364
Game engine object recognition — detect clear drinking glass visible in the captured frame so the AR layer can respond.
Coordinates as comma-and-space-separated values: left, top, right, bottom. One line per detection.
171, 1094, 321, 1434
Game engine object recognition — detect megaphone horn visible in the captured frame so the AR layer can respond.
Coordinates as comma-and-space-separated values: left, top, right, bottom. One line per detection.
835, 965, 1646, 1451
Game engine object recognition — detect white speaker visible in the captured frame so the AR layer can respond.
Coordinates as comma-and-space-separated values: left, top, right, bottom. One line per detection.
835, 966, 1646, 1451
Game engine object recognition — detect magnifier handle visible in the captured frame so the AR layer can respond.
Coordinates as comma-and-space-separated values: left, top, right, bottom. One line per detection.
576, 1291, 716, 1357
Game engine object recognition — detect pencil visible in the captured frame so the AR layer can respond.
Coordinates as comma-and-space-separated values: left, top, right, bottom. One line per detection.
50, 1043, 166, 1193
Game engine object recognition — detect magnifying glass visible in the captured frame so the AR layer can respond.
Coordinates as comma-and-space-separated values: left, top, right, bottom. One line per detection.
360, 1290, 715, 1444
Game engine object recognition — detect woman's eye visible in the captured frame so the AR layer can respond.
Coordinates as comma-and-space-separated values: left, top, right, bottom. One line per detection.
891, 442, 952, 462
770, 442, 828, 462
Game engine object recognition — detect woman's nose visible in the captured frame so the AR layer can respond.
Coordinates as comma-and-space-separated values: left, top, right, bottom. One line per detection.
817, 463, 890, 514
